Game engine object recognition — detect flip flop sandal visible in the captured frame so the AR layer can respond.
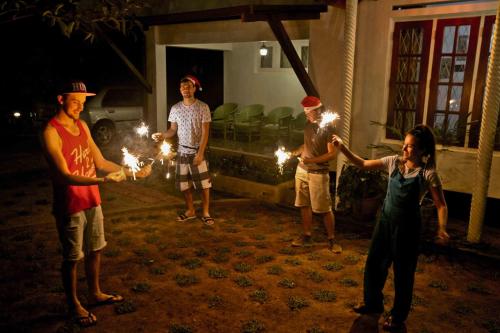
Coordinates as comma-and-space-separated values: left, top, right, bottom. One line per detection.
73, 312, 97, 328
89, 294, 124, 307
201, 216, 215, 226
177, 214, 197, 222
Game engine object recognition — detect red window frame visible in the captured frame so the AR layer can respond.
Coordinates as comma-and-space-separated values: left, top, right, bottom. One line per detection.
427, 17, 480, 146
386, 20, 433, 139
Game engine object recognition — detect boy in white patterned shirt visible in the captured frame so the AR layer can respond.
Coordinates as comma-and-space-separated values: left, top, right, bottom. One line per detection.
153, 75, 214, 225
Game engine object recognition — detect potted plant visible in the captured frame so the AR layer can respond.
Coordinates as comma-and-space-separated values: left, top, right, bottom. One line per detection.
336, 163, 388, 221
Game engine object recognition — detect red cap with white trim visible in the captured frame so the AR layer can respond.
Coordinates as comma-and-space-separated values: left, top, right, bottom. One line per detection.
301, 96, 322, 112
181, 75, 202, 91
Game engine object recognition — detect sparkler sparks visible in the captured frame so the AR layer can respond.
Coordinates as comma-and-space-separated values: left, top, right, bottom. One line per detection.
274, 146, 291, 175
135, 122, 149, 138
121, 147, 141, 180
318, 111, 340, 129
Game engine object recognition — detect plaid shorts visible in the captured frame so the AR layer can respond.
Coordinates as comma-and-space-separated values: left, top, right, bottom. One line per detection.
175, 153, 212, 191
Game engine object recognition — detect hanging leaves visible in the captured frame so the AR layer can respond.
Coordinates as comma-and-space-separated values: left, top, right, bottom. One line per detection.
1, 0, 149, 42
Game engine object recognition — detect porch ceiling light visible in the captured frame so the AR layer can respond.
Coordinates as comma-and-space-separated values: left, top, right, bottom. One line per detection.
259, 42, 268, 56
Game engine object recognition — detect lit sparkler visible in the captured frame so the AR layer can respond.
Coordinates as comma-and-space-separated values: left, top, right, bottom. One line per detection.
153, 140, 173, 165
135, 122, 149, 138
318, 111, 340, 129
274, 146, 291, 175
121, 147, 141, 180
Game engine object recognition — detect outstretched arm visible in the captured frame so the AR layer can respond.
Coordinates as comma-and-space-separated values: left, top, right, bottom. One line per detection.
152, 122, 178, 141
82, 121, 151, 179
331, 135, 384, 170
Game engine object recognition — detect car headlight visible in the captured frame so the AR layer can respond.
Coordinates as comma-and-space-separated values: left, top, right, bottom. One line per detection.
13, 111, 21, 118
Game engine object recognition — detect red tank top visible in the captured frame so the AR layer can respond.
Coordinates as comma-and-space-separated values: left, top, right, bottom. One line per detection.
49, 118, 102, 215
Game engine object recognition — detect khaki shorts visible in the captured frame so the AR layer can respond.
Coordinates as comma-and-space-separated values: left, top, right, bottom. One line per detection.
294, 166, 332, 213
55, 205, 107, 261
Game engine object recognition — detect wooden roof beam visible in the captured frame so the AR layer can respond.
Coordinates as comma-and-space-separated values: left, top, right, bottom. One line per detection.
267, 14, 319, 98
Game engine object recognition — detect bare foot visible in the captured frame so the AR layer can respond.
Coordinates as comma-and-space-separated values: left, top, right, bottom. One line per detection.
70, 306, 97, 327
88, 292, 124, 306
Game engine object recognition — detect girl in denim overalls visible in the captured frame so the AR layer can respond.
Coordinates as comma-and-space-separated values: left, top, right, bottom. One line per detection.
332, 125, 449, 332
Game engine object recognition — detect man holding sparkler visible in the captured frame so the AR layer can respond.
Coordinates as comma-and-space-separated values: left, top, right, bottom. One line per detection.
42, 81, 151, 327
152, 75, 213, 225
290, 96, 342, 253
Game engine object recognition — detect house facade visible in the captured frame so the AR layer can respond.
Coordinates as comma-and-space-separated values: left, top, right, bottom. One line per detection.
143, 0, 500, 199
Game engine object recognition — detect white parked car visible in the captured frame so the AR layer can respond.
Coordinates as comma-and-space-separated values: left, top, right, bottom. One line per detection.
81, 86, 144, 146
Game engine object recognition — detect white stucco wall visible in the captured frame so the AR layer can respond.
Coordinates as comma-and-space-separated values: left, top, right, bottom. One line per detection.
224, 41, 308, 115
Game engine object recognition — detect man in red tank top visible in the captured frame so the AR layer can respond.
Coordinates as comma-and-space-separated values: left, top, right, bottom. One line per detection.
42, 81, 151, 327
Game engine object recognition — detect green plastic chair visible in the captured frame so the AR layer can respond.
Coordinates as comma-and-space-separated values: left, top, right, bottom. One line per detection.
211, 103, 238, 140
261, 106, 294, 141
290, 112, 307, 144
233, 104, 264, 142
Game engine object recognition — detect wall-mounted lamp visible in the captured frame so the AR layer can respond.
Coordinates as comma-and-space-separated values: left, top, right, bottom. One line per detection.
259, 42, 268, 56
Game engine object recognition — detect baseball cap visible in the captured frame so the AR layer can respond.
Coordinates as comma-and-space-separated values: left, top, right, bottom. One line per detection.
59, 81, 96, 96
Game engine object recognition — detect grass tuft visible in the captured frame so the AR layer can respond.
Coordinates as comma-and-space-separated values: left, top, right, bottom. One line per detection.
278, 278, 296, 288
175, 274, 200, 287
234, 262, 253, 273
181, 258, 203, 270
132, 282, 151, 293
249, 289, 268, 304
312, 290, 337, 302
168, 323, 193, 333
234, 275, 254, 287
306, 270, 325, 283
208, 295, 224, 308
339, 277, 359, 287
208, 267, 229, 279
115, 300, 136, 315
287, 296, 309, 311
323, 262, 344, 271
241, 319, 265, 333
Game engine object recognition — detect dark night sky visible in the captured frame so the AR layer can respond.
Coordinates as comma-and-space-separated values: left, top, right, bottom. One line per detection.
0, 18, 144, 112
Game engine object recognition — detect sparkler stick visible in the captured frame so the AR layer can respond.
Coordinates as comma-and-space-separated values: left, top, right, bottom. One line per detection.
135, 122, 149, 138
318, 111, 340, 129
274, 146, 291, 175
121, 147, 141, 180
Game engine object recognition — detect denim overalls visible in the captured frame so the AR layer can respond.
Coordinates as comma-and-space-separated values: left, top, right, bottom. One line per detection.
363, 165, 424, 322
